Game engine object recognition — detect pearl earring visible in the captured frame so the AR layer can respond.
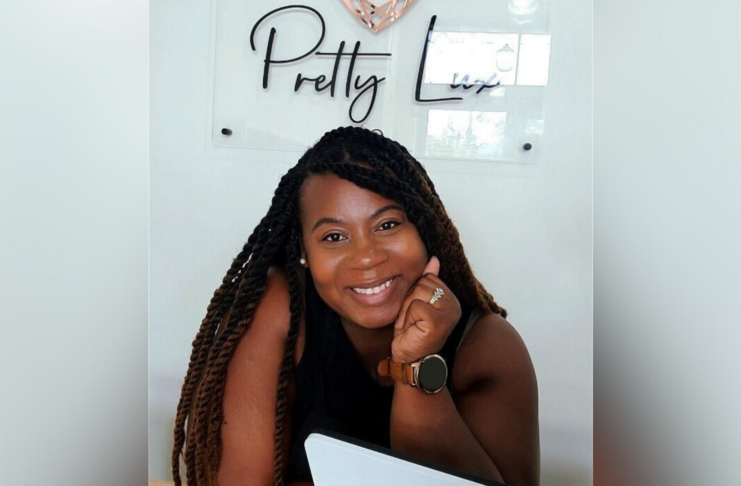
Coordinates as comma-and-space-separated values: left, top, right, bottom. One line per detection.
300, 258, 307, 265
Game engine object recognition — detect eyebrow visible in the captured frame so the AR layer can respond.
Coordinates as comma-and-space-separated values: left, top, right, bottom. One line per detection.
310, 204, 405, 233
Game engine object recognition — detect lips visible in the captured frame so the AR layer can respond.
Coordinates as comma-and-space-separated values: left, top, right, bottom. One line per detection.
350, 277, 395, 295
345, 276, 400, 305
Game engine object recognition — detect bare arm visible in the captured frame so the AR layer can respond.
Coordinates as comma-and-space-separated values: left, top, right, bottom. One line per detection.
218, 267, 300, 486
390, 313, 539, 486
391, 381, 504, 481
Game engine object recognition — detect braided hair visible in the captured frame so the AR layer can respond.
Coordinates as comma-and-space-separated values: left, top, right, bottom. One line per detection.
172, 126, 507, 486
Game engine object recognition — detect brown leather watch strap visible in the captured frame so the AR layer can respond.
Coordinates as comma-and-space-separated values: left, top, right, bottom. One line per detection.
377, 357, 415, 386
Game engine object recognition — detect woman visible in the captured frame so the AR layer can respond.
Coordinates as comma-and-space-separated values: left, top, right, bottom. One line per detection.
172, 127, 539, 486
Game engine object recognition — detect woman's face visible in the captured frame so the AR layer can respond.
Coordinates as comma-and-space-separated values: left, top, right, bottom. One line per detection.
300, 173, 428, 330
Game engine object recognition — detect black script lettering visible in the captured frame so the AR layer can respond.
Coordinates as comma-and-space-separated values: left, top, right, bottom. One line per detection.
345, 41, 361, 98
350, 75, 385, 123
451, 72, 501, 94
250, 6, 391, 123
315, 42, 390, 122
295, 41, 346, 95
451, 73, 476, 90
415, 15, 462, 103
249, 5, 326, 89
294, 74, 328, 92
327, 40, 345, 97
474, 73, 501, 94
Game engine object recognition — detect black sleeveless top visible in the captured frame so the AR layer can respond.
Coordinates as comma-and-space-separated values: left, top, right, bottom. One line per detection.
286, 276, 475, 482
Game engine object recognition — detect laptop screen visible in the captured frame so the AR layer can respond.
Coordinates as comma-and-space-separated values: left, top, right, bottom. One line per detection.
305, 429, 508, 486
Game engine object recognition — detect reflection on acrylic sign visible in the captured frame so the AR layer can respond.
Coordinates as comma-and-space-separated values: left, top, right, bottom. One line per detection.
424, 32, 551, 87
211, 0, 551, 163
426, 110, 508, 159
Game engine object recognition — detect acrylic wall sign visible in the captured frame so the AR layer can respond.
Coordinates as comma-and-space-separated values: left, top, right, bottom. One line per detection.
340, 0, 420, 33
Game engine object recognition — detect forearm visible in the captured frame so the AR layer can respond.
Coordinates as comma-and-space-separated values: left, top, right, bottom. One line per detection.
390, 382, 504, 482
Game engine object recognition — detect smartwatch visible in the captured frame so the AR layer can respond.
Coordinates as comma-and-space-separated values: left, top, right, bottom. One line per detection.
377, 354, 448, 394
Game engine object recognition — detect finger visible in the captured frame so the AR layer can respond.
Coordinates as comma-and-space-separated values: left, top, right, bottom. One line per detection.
401, 299, 439, 335
417, 274, 449, 296
391, 334, 419, 364
393, 300, 447, 362
395, 282, 437, 330
421, 272, 446, 289
413, 281, 438, 295
422, 255, 440, 277
414, 275, 450, 309
393, 257, 442, 331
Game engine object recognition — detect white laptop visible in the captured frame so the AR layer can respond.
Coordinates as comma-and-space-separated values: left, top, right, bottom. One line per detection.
305, 429, 507, 486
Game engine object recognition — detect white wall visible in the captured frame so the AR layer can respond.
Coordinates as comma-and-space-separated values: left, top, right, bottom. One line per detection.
149, 0, 592, 483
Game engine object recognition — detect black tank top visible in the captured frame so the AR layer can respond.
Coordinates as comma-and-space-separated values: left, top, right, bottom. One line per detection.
286, 275, 475, 482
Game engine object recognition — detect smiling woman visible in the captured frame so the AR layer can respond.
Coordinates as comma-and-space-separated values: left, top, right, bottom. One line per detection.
300, 174, 429, 331
172, 126, 539, 486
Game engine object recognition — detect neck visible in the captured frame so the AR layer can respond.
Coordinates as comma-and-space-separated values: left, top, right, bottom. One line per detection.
339, 316, 395, 365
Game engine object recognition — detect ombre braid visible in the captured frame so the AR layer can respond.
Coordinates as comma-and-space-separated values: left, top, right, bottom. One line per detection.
172, 126, 507, 486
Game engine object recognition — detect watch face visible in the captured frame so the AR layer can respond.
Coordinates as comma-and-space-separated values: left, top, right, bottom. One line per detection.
418, 355, 447, 393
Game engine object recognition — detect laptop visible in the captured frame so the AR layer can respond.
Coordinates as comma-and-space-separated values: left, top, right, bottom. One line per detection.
305, 429, 507, 486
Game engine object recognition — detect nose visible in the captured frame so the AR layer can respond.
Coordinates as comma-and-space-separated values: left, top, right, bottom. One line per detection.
349, 235, 389, 270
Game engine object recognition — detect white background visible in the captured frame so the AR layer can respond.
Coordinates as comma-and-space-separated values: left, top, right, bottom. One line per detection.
150, 0, 592, 484
2, 2, 740, 486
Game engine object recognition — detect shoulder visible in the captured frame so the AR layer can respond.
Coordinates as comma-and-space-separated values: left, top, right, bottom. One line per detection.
451, 311, 537, 398
255, 266, 292, 329
229, 266, 304, 369
449, 311, 540, 486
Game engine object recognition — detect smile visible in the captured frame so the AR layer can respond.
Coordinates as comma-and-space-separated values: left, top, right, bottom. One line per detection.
345, 276, 401, 306
351, 277, 395, 295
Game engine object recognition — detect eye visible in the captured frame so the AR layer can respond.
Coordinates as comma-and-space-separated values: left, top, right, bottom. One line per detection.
322, 232, 347, 243
377, 221, 401, 231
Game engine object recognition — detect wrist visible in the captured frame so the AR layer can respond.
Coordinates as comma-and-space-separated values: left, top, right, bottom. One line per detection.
379, 354, 449, 394
391, 346, 444, 365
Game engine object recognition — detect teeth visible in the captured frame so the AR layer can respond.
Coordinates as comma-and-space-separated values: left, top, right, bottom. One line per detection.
352, 278, 393, 295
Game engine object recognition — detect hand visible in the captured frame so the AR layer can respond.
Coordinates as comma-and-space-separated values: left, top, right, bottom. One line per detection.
391, 256, 462, 363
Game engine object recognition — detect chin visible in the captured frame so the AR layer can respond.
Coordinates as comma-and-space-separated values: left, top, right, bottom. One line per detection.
348, 309, 398, 330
